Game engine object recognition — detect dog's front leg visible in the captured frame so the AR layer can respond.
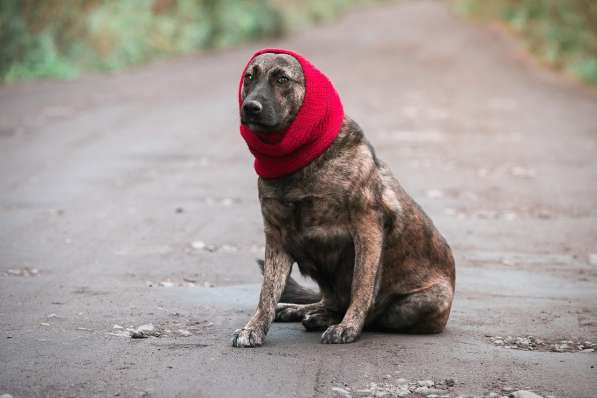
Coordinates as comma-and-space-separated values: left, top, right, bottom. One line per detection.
232, 238, 292, 348
321, 210, 383, 344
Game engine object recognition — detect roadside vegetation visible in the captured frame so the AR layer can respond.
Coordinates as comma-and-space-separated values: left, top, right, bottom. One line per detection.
0, 0, 374, 83
452, 0, 597, 85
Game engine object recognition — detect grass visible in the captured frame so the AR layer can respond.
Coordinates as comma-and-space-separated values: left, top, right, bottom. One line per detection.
0, 0, 375, 83
452, 0, 597, 85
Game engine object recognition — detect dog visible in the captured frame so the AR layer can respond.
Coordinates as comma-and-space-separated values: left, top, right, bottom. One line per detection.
232, 49, 455, 347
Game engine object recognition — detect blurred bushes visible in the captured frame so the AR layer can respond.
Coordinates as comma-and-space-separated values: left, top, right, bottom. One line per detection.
0, 0, 370, 83
453, 0, 597, 84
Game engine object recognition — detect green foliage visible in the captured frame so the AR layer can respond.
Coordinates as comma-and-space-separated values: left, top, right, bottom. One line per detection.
4, 33, 79, 81
452, 0, 597, 85
0, 0, 371, 83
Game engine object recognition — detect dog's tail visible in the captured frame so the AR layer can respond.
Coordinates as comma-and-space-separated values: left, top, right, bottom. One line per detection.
256, 259, 321, 304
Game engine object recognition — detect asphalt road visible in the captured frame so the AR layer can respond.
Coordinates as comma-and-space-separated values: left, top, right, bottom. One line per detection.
1, 1, 596, 397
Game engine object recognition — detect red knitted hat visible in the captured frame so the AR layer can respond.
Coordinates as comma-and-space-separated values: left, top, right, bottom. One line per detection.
239, 48, 344, 179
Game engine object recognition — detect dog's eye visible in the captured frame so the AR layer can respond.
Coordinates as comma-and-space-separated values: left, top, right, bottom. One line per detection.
244, 73, 253, 82
277, 76, 289, 85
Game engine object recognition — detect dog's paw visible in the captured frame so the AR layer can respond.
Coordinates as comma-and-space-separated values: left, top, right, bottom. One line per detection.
320, 324, 360, 344
231, 328, 263, 348
275, 304, 303, 322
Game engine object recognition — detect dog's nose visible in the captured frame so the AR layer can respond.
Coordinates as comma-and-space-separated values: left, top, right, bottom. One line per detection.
243, 100, 263, 116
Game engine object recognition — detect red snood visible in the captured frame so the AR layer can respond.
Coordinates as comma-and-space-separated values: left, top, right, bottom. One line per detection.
238, 48, 344, 179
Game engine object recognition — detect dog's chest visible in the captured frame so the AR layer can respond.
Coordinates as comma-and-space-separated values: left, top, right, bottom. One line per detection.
261, 192, 352, 248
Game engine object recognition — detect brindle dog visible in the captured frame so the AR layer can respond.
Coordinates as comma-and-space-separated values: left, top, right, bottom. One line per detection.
232, 53, 455, 347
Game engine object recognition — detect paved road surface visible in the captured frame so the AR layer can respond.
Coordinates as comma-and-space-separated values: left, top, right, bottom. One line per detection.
1, 2, 596, 397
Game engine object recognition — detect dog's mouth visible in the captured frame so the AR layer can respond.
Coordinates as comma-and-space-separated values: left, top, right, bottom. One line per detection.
242, 119, 285, 143
241, 117, 279, 132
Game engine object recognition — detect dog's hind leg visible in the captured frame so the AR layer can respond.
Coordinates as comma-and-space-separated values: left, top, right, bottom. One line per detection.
275, 296, 340, 325
302, 306, 343, 331
275, 302, 325, 322
371, 282, 453, 334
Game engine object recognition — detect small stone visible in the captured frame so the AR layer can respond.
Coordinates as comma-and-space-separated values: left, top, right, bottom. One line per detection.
130, 324, 160, 338
552, 343, 569, 352
47, 313, 57, 319
204, 244, 217, 252
177, 329, 192, 337
510, 391, 544, 398
107, 331, 130, 338
203, 281, 215, 288
417, 380, 434, 387
515, 337, 530, 348
40, 322, 50, 326
444, 378, 455, 387
6, 267, 39, 277
415, 387, 443, 395
190, 241, 206, 250
158, 280, 174, 288
175, 207, 184, 214
137, 324, 154, 332
502, 387, 514, 392
113, 324, 124, 329
331, 387, 352, 397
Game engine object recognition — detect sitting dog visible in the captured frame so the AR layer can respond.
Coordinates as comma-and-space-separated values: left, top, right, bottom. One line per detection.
232, 48, 455, 347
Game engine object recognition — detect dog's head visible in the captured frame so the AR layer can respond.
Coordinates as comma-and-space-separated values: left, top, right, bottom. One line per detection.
240, 53, 305, 134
